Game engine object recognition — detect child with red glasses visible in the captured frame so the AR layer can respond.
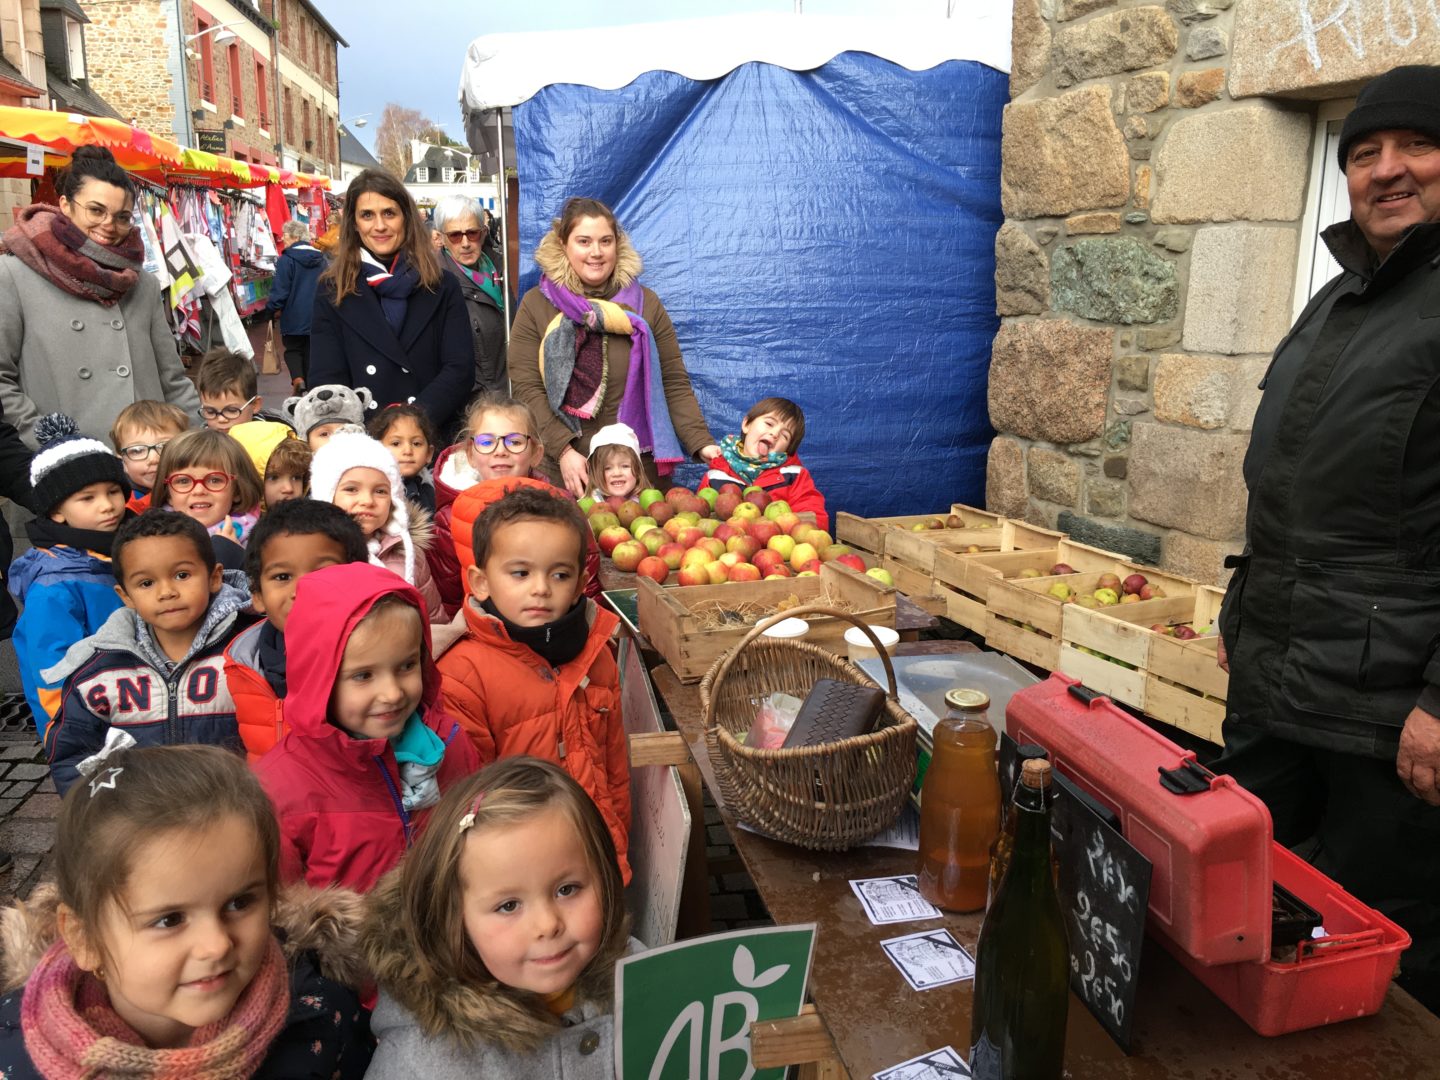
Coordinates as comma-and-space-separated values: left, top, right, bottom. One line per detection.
428, 392, 601, 614
153, 430, 264, 570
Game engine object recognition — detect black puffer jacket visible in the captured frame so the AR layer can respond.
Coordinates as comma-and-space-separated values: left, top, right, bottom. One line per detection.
441, 249, 507, 395
1221, 219, 1440, 759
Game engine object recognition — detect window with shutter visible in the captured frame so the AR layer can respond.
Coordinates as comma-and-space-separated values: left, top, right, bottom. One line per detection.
415, 167, 429, 183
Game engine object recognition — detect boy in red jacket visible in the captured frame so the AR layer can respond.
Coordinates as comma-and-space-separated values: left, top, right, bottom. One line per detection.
255, 562, 479, 892
701, 396, 829, 530
224, 500, 369, 761
437, 485, 631, 883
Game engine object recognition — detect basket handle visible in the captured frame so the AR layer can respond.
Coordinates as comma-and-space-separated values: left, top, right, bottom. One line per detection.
702, 605, 900, 733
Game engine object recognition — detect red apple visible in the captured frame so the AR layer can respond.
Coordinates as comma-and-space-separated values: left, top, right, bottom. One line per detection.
724, 519, 750, 537
752, 550, 784, 575
676, 526, 705, 549
835, 553, 868, 574
616, 500, 645, 528
697, 537, 726, 560
741, 486, 770, 510
796, 558, 822, 574
713, 524, 737, 544
636, 556, 669, 584
605, 495, 627, 510
665, 486, 693, 507
726, 535, 760, 561
680, 548, 711, 571
1140, 583, 1166, 600
820, 543, 854, 562
1049, 563, 1076, 576
704, 561, 728, 585
639, 530, 666, 556
773, 512, 801, 535
662, 517, 686, 540
598, 526, 632, 556
677, 494, 708, 517
658, 543, 687, 570
677, 564, 710, 586
611, 540, 646, 572
1123, 573, 1149, 595
747, 520, 781, 545
714, 490, 742, 520
649, 502, 675, 526
1173, 625, 1198, 640
727, 562, 762, 582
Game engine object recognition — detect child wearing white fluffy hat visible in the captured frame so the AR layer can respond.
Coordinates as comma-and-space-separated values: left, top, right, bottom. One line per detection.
309, 430, 447, 622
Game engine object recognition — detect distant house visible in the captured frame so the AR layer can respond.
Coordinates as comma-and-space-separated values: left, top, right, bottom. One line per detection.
337, 121, 378, 192
402, 140, 497, 212
41, 0, 120, 119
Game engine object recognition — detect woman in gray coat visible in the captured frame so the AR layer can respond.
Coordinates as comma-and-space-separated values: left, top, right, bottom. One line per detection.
433, 194, 507, 397
0, 145, 198, 447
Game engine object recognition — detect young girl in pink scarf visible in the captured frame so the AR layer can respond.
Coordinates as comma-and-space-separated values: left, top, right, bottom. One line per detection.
0, 745, 373, 1080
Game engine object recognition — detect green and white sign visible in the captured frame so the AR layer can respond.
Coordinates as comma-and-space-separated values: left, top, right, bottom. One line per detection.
615, 923, 816, 1080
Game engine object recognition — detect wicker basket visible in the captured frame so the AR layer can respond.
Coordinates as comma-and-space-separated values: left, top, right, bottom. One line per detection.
699, 605, 918, 851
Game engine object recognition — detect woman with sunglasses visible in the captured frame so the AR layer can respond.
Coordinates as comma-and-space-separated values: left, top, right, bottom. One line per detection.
432, 195, 506, 397
0, 145, 200, 448
509, 196, 719, 497
308, 170, 473, 440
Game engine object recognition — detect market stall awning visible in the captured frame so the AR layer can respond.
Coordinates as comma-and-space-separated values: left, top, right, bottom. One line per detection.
0, 106, 329, 189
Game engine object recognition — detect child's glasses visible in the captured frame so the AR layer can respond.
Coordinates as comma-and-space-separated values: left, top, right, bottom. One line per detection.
118, 441, 171, 461
197, 396, 258, 421
472, 433, 532, 455
166, 471, 234, 493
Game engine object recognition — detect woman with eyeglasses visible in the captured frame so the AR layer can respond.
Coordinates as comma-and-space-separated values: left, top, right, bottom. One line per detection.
432, 195, 506, 397
0, 145, 200, 448
509, 196, 718, 498
307, 170, 473, 439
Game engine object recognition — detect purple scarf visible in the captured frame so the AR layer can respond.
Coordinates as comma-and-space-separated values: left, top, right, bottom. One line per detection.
539, 276, 684, 472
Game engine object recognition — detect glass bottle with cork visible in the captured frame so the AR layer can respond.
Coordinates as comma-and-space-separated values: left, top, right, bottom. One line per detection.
916, 688, 1001, 913
987, 742, 1051, 907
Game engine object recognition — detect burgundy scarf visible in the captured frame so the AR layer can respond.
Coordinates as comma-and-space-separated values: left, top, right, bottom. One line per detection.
1, 203, 143, 306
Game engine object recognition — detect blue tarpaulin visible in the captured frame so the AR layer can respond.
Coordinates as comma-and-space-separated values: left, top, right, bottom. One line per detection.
514, 51, 1005, 517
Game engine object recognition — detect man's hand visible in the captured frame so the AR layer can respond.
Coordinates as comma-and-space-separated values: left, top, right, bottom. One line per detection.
560, 446, 589, 499
1217, 634, 1230, 673
1396, 706, 1440, 805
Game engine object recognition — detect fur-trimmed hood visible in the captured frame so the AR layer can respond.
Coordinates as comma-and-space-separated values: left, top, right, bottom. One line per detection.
0, 881, 369, 994
533, 226, 643, 300
361, 868, 628, 1054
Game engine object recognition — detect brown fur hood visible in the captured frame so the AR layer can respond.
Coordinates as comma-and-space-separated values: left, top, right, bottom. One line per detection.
361, 868, 628, 1054
533, 224, 643, 299
0, 882, 370, 993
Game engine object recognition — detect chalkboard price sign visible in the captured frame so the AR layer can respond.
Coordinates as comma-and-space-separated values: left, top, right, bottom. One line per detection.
998, 734, 1152, 1053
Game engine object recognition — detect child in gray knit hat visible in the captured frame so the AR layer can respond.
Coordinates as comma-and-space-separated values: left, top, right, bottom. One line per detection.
283, 385, 375, 450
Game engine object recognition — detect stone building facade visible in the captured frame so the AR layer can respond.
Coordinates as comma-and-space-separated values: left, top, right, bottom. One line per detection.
0, 0, 48, 221
987, 0, 1440, 584
83, 0, 342, 176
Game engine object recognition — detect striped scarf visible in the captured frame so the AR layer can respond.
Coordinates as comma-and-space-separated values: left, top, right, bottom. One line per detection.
21, 937, 290, 1079
360, 248, 419, 333
1, 203, 142, 306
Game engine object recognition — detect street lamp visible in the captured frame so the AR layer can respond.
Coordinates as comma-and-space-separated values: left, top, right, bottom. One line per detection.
184, 21, 240, 59
341, 114, 370, 129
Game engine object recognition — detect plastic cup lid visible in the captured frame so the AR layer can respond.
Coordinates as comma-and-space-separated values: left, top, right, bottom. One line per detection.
843, 624, 900, 646
763, 617, 810, 638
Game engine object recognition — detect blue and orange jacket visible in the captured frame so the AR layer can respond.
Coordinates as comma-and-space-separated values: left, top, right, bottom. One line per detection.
253, 563, 480, 893
701, 453, 829, 531
42, 572, 255, 796
8, 517, 133, 738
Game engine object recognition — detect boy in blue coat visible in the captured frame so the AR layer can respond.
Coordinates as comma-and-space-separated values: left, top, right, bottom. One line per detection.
43, 509, 255, 795
9, 414, 134, 738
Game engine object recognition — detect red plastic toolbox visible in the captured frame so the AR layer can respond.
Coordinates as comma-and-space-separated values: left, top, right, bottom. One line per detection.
1006, 672, 1273, 965
1156, 843, 1410, 1035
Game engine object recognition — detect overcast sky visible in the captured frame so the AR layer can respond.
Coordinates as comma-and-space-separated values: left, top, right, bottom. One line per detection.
334, 0, 963, 150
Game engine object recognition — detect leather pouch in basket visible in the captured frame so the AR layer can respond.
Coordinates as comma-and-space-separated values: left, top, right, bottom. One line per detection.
781, 678, 886, 749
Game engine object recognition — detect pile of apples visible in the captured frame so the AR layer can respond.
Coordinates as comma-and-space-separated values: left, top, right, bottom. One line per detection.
910, 514, 992, 531
1030, 569, 1166, 610
1149, 622, 1216, 640
583, 485, 895, 589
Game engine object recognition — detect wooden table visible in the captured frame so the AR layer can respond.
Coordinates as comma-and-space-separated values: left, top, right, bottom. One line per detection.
651, 644, 1440, 1080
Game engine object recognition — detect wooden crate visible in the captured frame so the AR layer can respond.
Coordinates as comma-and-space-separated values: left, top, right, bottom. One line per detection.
922, 524, 1070, 633
1145, 586, 1228, 744
1058, 586, 1200, 709
835, 503, 1001, 557
636, 561, 897, 683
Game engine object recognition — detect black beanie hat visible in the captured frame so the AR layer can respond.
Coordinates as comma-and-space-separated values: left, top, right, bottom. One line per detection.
30, 413, 128, 516
1337, 64, 1440, 169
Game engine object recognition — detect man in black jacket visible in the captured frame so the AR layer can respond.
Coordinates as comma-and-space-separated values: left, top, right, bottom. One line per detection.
1217, 64, 1440, 1011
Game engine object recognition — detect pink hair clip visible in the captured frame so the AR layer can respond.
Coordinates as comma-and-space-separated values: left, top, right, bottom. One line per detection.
457, 790, 486, 833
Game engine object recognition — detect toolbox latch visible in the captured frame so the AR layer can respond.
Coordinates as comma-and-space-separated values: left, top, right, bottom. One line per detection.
1157, 759, 1214, 795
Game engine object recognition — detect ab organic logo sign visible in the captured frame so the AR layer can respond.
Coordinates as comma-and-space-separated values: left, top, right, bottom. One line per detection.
615, 924, 816, 1080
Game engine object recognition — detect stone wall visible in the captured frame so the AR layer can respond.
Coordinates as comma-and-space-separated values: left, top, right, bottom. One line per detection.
85, 0, 174, 138
988, 0, 1439, 585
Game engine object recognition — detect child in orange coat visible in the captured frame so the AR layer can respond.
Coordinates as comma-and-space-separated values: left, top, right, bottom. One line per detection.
437, 485, 630, 883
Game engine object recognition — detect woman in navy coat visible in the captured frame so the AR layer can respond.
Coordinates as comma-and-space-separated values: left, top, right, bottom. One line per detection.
308, 170, 473, 436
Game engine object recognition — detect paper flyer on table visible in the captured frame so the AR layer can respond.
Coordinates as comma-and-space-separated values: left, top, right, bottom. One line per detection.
881, 928, 975, 990
850, 875, 942, 925
873, 1044, 971, 1079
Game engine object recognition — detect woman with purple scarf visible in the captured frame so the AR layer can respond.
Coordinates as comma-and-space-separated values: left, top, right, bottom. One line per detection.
509, 197, 718, 497
0, 145, 199, 448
